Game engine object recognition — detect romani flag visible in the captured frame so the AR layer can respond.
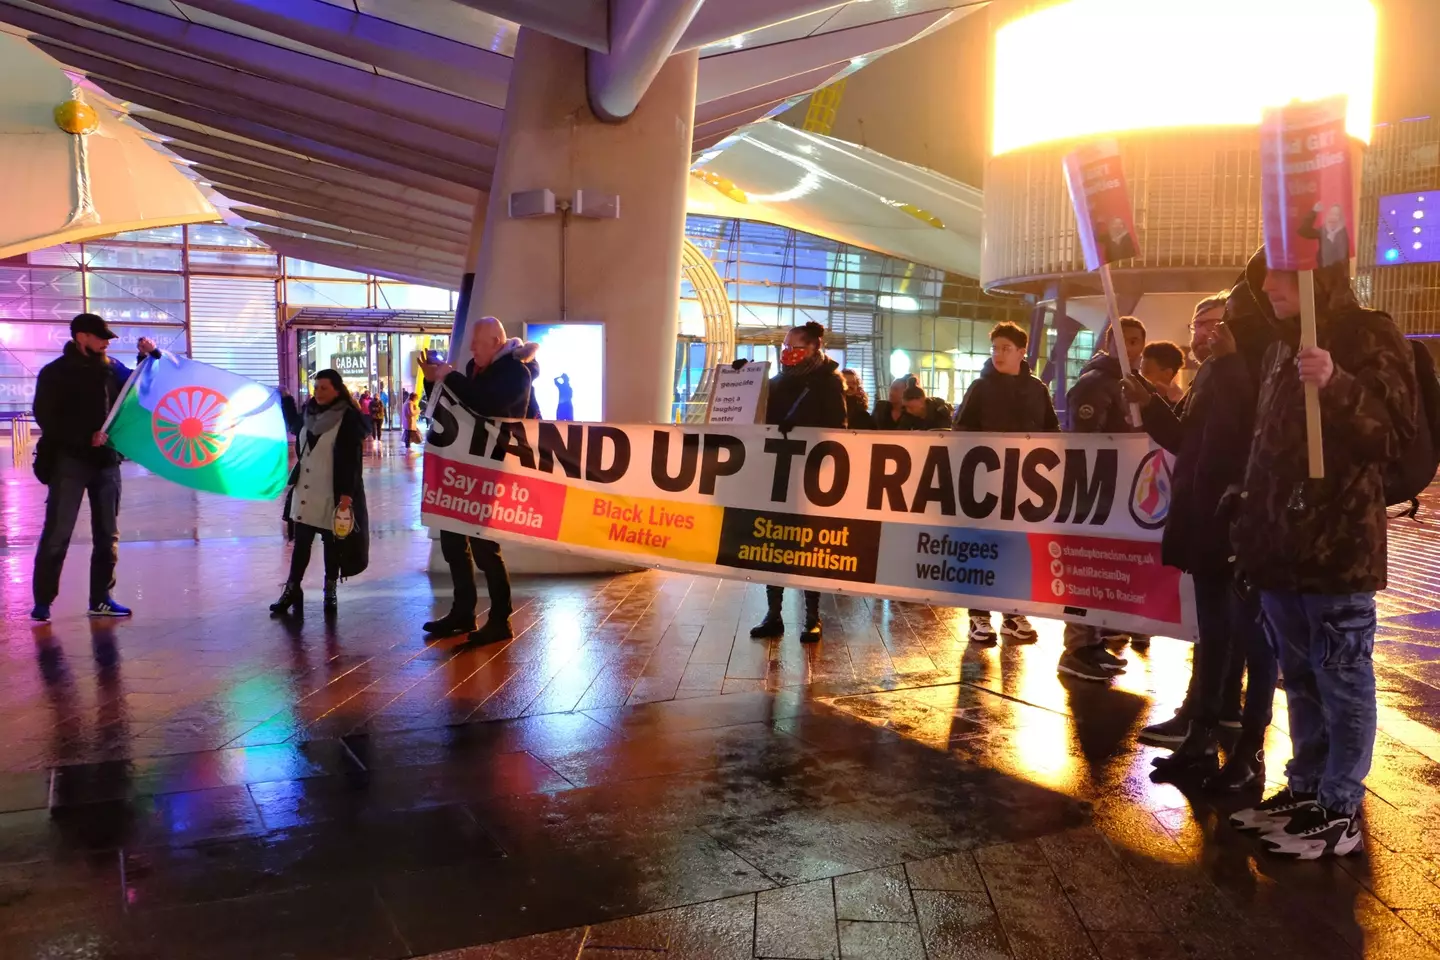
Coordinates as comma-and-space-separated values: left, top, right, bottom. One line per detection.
105, 354, 289, 500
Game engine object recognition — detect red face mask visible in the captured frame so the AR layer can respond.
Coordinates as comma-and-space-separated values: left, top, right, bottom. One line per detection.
780, 346, 808, 367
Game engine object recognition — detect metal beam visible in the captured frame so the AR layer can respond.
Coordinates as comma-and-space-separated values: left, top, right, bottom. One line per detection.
64, 71, 492, 192
679, 0, 848, 52
238, 210, 470, 264
208, 182, 471, 250
254, 230, 460, 288
692, 101, 789, 141
1, 0, 503, 142
26, 34, 497, 168
190, 164, 473, 238
587, 0, 706, 122
445, 0, 609, 52
694, 62, 843, 126
174, 0, 510, 105
137, 114, 482, 205
164, 142, 477, 221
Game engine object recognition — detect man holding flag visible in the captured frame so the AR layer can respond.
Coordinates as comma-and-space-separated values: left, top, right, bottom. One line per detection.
30, 314, 157, 621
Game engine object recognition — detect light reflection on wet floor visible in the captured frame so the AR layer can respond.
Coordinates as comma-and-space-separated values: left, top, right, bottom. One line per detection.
2, 449, 1440, 958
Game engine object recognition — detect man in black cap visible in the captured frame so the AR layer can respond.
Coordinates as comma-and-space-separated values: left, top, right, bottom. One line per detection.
30, 313, 157, 621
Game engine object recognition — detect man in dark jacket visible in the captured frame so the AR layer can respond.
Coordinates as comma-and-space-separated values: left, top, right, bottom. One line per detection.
899, 385, 951, 430
420, 316, 534, 645
30, 314, 157, 621
953, 321, 1059, 645
1228, 259, 1417, 858
1058, 316, 1146, 680
751, 321, 846, 641
1124, 289, 1278, 791
1065, 316, 1146, 433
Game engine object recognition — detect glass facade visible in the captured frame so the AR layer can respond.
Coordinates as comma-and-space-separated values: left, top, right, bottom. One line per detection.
677, 215, 1034, 421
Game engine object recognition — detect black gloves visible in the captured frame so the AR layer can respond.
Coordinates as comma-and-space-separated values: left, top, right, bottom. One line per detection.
731, 358, 748, 371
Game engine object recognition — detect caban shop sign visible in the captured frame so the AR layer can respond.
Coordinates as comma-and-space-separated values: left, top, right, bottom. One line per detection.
427, 401, 1131, 528
330, 352, 369, 377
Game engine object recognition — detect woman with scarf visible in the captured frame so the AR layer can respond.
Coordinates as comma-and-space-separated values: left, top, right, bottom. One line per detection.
271, 369, 368, 618
750, 322, 847, 641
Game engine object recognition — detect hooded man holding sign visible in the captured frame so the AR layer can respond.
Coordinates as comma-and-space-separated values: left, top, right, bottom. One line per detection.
1228, 254, 1416, 857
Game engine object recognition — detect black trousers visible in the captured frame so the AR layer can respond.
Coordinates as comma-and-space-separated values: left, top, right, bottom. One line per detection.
766, 585, 819, 619
32, 456, 121, 606
289, 523, 339, 583
1188, 573, 1276, 736
440, 530, 512, 621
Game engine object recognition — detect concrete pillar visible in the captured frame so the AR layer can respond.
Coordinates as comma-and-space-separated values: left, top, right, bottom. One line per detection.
457, 27, 699, 425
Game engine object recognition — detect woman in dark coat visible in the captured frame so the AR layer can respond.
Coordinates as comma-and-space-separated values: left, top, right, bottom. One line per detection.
841, 368, 873, 429
871, 376, 914, 430
750, 322, 847, 641
272, 369, 368, 618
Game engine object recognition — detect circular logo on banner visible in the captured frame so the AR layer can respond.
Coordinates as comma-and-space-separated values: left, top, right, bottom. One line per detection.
1128, 449, 1173, 530
153, 386, 234, 468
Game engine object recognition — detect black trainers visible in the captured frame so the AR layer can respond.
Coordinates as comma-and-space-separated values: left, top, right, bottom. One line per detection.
750, 615, 784, 639
1230, 787, 1317, 831
467, 619, 514, 645
1149, 723, 1219, 783
422, 611, 477, 636
1000, 616, 1038, 643
1261, 803, 1363, 859
30, 603, 51, 622
1058, 646, 1125, 681
1206, 742, 1265, 792
801, 617, 822, 642
1138, 713, 1191, 746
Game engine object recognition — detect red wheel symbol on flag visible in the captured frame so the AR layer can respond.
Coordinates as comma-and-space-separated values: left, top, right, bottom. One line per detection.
152, 386, 233, 468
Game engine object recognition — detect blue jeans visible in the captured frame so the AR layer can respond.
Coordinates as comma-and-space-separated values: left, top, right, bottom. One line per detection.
1259, 590, 1377, 815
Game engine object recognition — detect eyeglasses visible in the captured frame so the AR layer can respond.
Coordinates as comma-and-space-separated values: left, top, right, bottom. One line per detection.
1187, 318, 1220, 331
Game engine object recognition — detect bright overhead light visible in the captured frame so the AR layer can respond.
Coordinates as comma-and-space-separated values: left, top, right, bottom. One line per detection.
889, 349, 912, 379
991, 0, 1376, 154
878, 294, 921, 312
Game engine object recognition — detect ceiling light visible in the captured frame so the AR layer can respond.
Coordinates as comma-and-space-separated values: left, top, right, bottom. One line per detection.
879, 294, 921, 312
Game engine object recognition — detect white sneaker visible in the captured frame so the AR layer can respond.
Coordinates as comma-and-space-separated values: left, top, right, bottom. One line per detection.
1230, 787, 1316, 832
968, 618, 997, 644
1261, 803, 1363, 859
1000, 615, 1038, 642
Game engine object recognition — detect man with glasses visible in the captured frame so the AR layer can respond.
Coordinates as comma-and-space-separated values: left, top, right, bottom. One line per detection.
953, 321, 1059, 644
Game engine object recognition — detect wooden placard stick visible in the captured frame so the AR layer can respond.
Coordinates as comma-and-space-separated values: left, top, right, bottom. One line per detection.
1298, 269, 1325, 479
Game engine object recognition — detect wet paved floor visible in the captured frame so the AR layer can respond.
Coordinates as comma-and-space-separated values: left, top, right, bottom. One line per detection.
4, 442, 1440, 958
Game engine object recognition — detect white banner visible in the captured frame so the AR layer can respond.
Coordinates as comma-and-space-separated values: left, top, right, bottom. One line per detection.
420, 388, 1195, 638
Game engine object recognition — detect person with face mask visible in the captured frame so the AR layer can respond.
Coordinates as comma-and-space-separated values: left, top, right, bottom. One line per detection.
30, 314, 157, 621
750, 322, 847, 641
271, 369, 368, 618
1228, 255, 1417, 858
420, 317, 534, 645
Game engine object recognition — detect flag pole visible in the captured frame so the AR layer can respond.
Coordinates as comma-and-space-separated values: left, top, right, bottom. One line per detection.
100, 354, 150, 436
1298, 269, 1325, 478
1098, 263, 1141, 428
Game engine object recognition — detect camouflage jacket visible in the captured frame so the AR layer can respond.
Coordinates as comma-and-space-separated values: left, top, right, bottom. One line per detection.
1232, 307, 1417, 593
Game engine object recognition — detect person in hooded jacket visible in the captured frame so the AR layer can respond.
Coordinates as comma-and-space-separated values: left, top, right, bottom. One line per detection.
899, 385, 952, 430
513, 341, 542, 419
750, 321, 846, 641
1227, 256, 1417, 858
1122, 286, 1279, 792
952, 321, 1059, 645
30, 314, 158, 621
271, 369, 368, 619
1058, 317, 1147, 680
420, 317, 534, 645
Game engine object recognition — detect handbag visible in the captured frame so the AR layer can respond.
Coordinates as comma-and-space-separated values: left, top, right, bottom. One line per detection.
333, 504, 354, 539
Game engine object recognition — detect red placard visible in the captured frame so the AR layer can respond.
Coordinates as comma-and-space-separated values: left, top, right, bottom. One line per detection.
1261, 96, 1355, 272
1063, 140, 1139, 272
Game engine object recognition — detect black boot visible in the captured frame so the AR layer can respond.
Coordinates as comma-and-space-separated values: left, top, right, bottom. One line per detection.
1150, 723, 1220, 783
751, 587, 784, 638
467, 617, 515, 645
323, 580, 338, 615
269, 582, 303, 617
801, 592, 821, 642
422, 610, 478, 636
1205, 734, 1265, 792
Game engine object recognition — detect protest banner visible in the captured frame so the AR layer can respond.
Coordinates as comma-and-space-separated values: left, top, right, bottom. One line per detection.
706, 361, 770, 424
1260, 95, 1355, 479
420, 387, 1195, 639
1063, 140, 1141, 427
